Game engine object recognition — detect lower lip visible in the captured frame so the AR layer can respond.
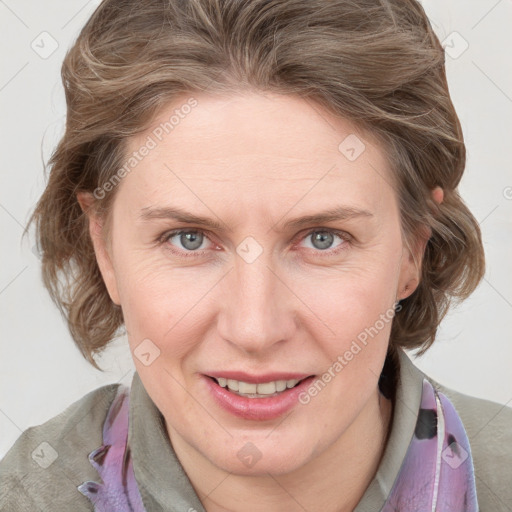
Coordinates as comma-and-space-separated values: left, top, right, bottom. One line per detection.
204, 376, 315, 421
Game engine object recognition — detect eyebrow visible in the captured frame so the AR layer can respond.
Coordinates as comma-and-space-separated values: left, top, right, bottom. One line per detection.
138, 205, 373, 232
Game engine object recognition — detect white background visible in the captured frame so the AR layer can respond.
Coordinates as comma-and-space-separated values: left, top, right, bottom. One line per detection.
1, 0, 511, 459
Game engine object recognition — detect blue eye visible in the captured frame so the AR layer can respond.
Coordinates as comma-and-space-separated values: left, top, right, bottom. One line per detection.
158, 228, 351, 258
162, 230, 211, 254
302, 230, 346, 251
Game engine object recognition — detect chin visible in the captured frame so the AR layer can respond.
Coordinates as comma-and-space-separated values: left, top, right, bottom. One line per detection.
191, 427, 320, 477
215, 446, 312, 477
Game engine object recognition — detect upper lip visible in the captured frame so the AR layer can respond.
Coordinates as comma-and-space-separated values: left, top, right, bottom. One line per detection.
206, 371, 314, 384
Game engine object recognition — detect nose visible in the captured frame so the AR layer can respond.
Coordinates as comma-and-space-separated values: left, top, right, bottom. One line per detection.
216, 253, 297, 355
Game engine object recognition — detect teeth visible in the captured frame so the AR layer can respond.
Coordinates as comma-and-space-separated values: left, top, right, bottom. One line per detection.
215, 377, 303, 397
238, 381, 257, 394
286, 379, 299, 389
227, 379, 239, 392
275, 380, 287, 392
256, 381, 276, 394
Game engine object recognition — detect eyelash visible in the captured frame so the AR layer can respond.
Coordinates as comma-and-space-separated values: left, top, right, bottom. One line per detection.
156, 228, 352, 258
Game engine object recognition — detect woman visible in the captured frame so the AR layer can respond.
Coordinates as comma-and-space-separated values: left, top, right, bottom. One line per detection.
1, 0, 510, 510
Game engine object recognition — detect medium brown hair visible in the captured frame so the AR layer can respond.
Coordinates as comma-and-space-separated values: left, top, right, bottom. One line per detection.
27, 0, 485, 368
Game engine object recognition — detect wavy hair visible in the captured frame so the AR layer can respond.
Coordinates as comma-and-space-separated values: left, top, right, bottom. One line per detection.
27, 0, 485, 368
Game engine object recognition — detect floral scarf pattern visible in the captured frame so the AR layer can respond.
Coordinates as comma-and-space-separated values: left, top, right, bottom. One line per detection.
78, 379, 477, 511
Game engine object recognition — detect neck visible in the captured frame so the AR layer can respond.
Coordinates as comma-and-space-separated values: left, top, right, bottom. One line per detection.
167, 387, 393, 512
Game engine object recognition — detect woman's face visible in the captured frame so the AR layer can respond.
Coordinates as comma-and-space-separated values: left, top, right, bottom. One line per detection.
90, 91, 419, 476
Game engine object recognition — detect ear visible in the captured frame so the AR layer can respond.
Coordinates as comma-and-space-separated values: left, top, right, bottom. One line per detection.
77, 192, 121, 306
431, 186, 444, 205
396, 186, 444, 301
396, 227, 430, 301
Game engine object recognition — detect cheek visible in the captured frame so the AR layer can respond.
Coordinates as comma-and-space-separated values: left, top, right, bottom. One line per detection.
111, 247, 175, 335
296, 269, 396, 415
300, 254, 399, 333
112, 221, 401, 361
292, 250, 400, 390
113, 249, 217, 360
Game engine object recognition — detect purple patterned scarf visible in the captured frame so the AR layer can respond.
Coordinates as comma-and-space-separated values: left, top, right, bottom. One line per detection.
78, 379, 477, 511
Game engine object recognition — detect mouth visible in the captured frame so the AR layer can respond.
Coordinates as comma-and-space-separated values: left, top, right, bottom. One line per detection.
208, 375, 312, 398
203, 372, 317, 420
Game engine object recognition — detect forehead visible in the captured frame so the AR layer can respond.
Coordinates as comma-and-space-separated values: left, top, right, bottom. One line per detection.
119, 91, 396, 219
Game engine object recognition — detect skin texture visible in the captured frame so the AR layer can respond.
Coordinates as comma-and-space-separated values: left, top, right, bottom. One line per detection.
79, 91, 428, 511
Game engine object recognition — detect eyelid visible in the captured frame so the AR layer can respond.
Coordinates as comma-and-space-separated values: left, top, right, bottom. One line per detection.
292, 227, 352, 243
158, 227, 352, 257
292, 227, 352, 254
157, 229, 218, 257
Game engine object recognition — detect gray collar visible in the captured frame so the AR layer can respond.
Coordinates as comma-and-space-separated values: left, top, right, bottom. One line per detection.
128, 349, 425, 511
354, 349, 425, 510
